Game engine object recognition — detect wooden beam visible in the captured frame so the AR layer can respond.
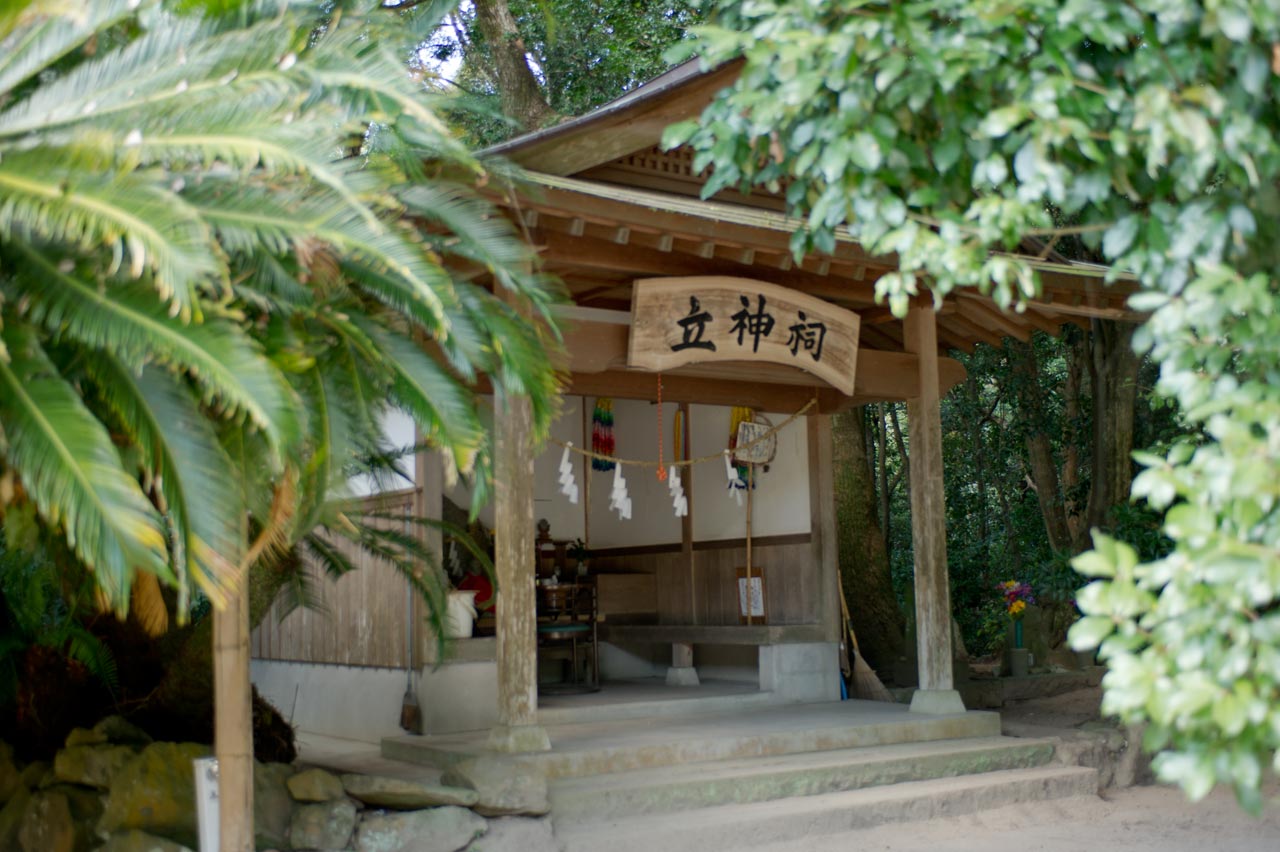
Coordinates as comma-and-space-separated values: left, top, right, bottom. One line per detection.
904, 303, 958, 708
560, 320, 967, 401
951, 295, 1032, 342
938, 312, 1003, 349
535, 229, 884, 307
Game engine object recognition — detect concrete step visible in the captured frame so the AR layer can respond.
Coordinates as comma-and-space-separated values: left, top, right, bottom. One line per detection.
383, 701, 1002, 780
537, 684, 783, 726
549, 735, 1055, 821
555, 765, 1100, 852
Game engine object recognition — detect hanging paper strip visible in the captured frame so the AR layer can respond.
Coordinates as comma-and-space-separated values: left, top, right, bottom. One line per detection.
609, 464, 632, 520
558, 443, 579, 505
728, 406, 755, 490
723, 450, 745, 507
591, 398, 615, 471
668, 465, 688, 517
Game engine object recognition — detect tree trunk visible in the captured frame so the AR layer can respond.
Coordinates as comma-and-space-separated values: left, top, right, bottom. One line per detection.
1010, 339, 1075, 554
1084, 319, 1141, 533
472, 0, 558, 131
832, 408, 904, 673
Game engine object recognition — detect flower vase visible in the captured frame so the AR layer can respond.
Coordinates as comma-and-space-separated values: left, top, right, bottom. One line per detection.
1013, 619, 1024, 649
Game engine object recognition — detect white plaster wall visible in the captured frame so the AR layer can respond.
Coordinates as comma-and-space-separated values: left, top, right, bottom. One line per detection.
689, 403, 811, 541
443, 396, 811, 546
251, 659, 408, 743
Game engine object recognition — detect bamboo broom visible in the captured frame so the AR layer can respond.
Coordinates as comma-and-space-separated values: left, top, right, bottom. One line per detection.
838, 574, 894, 702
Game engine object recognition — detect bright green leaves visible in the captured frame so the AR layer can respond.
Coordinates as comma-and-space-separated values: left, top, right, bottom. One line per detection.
685, 0, 1280, 808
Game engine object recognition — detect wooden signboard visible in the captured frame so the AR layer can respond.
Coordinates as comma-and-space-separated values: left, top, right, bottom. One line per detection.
628, 276, 860, 395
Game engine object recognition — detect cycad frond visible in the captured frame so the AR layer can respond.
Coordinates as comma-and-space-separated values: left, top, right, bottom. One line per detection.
0, 0, 138, 97
355, 318, 486, 475
0, 151, 220, 317
0, 13, 284, 137
81, 356, 244, 609
5, 241, 300, 453
0, 321, 169, 609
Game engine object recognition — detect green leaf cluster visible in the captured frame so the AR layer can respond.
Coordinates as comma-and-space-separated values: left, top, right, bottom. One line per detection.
678, 0, 1280, 808
0, 1, 562, 622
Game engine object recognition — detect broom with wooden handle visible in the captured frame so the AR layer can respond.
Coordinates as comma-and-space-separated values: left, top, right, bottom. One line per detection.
838, 574, 894, 702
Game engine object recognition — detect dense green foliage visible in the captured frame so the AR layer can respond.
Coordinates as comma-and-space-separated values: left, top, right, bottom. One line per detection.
0, 0, 560, 620
670, 0, 1280, 808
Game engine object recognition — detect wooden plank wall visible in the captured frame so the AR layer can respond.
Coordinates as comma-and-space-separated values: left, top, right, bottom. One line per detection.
590, 536, 816, 627
251, 490, 417, 669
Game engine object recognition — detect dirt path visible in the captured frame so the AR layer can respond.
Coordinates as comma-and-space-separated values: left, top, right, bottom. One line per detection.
756, 684, 1279, 851
753, 784, 1280, 851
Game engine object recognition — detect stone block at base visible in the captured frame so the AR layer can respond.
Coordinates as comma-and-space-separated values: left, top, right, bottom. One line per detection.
487, 724, 551, 754
909, 688, 967, 715
665, 666, 700, 687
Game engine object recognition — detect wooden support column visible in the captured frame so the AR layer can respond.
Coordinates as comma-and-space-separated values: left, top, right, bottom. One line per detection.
904, 303, 966, 715
214, 588, 252, 851
413, 446, 445, 669
488, 385, 551, 752
808, 414, 841, 645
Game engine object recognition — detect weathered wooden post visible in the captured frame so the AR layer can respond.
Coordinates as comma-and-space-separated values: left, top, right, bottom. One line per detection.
213, 586, 253, 851
904, 301, 965, 715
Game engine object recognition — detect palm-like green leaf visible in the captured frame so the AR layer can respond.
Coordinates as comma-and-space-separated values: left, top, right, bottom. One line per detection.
0, 151, 220, 316
4, 241, 300, 453
83, 357, 245, 607
0, 0, 562, 622
0, 322, 168, 608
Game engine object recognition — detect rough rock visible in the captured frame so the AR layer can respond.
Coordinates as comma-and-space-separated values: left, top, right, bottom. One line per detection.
0, 741, 20, 804
54, 745, 138, 789
0, 785, 32, 850
97, 742, 209, 847
254, 761, 294, 851
18, 790, 75, 852
45, 782, 106, 852
20, 761, 51, 791
93, 717, 152, 747
289, 798, 357, 850
96, 829, 194, 852
463, 816, 557, 852
355, 806, 486, 852
287, 767, 346, 803
64, 728, 107, 749
341, 773, 479, 810
441, 757, 549, 817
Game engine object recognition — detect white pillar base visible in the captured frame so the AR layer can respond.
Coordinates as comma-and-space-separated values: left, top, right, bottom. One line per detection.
665, 666, 700, 687
909, 688, 966, 715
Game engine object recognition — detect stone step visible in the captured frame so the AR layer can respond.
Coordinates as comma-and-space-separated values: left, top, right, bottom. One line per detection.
549, 735, 1055, 821
537, 686, 783, 727
555, 765, 1100, 852
383, 701, 1002, 780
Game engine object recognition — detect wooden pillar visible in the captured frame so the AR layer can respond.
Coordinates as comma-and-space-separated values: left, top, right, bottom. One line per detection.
904, 303, 966, 714
808, 414, 841, 645
489, 386, 550, 752
213, 589, 253, 851
414, 446, 444, 669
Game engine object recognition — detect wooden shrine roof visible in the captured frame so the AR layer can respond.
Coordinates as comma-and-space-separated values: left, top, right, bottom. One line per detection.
473, 59, 1143, 407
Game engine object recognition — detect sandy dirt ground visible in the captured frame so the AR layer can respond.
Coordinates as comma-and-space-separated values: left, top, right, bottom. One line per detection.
757, 684, 1280, 852
754, 784, 1280, 852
